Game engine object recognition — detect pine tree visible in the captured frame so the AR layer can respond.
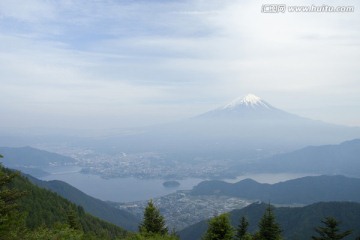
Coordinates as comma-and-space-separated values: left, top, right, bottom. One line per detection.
67, 209, 82, 230
139, 200, 168, 235
202, 213, 234, 240
312, 217, 352, 240
257, 204, 282, 240
236, 216, 251, 240
0, 156, 27, 239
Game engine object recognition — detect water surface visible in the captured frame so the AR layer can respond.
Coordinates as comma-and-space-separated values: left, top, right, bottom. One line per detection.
41, 166, 314, 202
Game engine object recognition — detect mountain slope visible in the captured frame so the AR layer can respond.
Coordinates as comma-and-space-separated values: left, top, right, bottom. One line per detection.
95, 94, 360, 158
1, 166, 129, 239
179, 202, 360, 240
191, 175, 360, 204
0, 146, 140, 231
252, 138, 360, 176
0, 146, 76, 167
198, 93, 298, 120
4, 94, 359, 166
0, 146, 76, 177
28, 176, 139, 231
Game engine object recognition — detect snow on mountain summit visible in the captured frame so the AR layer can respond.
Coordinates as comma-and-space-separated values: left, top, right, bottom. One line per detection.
222, 94, 272, 110
197, 93, 290, 119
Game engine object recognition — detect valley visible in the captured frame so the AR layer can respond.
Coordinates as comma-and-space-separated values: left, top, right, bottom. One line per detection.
114, 190, 252, 231
113, 174, 360, 231
1, 95, 360, 239
1, 1, 359, 238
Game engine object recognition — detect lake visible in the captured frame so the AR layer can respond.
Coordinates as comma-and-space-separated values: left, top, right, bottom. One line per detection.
41, 166, 204, 202
40, 166, 314, 202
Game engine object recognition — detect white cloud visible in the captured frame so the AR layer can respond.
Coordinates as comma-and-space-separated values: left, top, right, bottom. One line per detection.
0, 0, 56, 22
0, 0, 359, 132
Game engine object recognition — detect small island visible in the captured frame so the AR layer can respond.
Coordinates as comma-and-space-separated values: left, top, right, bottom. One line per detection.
163, 180, 180, 188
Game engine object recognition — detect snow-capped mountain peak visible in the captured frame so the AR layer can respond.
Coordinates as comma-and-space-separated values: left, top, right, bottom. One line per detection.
197, 93, 287, 119
222, 94, 272, 110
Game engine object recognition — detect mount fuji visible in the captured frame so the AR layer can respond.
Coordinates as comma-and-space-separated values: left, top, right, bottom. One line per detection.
198, 93, 300, 120
94, 94, 360, 160
205, 93, 277, 113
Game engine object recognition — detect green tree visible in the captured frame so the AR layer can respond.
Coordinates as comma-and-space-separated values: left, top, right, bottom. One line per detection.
27, 223, 83, 240
0, 156, 27, 239
202, 213, 234, 240
236, 216, 252, 240
312, 217, 352, 240
125, 233, 179, 240
139, 200, 168, 236
257, 204, 282, 240
67, 209, 82, 230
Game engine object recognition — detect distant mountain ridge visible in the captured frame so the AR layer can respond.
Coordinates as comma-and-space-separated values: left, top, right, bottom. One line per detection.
0, 146, 77, 177
191, 175, 360, 204
0, 146, 75, 168
1, 95, 359, 181
252, 138, 360, 176
2, 94, 360, 163
179, 202, 360, 240
92, 94, 360, 158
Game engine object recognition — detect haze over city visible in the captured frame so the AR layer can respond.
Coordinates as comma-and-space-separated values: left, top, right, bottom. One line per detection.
0, 0, 359, 136
1, 1, 360, 239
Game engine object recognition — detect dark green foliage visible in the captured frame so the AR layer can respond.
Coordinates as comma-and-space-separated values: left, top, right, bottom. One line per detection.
179, 202, 360, 240
0, 170, 24, 215
124, 233, 179, 240
28, 176, 139, 231
312, 217, 352, 240
68, 209, 82, 230
139, 200, 168, 236
236, 216, 250, 240
257, 205, 282, 240
0, 163, 128, 239
0, 161, 27, 239
26, 223, 84, 240
202, 213, 234, 240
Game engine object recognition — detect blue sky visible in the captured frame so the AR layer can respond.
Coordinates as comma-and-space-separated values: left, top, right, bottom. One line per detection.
0, 0, 359, 134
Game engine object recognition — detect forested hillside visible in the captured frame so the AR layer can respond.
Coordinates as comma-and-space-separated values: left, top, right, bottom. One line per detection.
0, 163, 129, 239
179, 202, 360, 240
1, 156, 180, 240
28, 176, 139, 231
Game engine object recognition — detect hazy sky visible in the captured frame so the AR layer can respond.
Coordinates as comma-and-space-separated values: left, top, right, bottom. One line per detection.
0, 0, 359, 135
